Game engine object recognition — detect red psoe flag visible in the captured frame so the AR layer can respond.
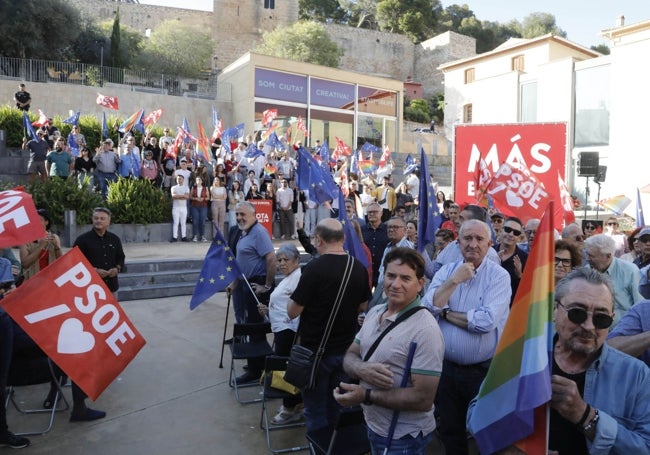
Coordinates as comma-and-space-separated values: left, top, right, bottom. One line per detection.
142, 108, 164, 126
262, 108, 278, 127
0, 189, 47, 249
1, 248, 146, 400
96, 93, 119, 110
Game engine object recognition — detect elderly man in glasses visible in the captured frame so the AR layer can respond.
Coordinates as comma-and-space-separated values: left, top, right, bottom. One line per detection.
549, 268, 650, 453
584, 234, 642, 325
470, 268, 650, 453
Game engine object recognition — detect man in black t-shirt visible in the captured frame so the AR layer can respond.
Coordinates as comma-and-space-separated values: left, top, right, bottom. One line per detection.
288, 218, 371, 433
14, 84, 31, 111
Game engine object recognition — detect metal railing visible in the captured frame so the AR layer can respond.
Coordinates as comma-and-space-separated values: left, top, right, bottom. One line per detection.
0, 56, 231, 101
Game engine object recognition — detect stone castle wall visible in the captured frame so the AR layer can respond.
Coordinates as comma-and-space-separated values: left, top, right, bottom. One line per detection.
63, 0, 475, 97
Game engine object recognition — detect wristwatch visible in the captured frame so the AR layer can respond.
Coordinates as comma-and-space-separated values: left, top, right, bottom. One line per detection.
363, 388, 373, 405
441, 308, 451, 321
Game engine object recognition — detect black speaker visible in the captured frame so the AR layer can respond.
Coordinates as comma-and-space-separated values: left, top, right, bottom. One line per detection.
578, 152, 599, 177
594, 165, 607, 184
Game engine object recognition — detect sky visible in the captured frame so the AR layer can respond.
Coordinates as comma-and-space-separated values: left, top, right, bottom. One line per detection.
139, 0, 650, 48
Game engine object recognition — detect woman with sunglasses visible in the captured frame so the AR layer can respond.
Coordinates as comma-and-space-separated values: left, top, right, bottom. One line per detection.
495, 216, 528, 306
554, 239, 582, 283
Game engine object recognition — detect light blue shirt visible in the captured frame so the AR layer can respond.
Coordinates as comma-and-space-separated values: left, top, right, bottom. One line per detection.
423, 258, 511, 364
236, 222, 274, 279
587, 257, 643, 325
608, 299, 650, 366
425, 239, 501, 279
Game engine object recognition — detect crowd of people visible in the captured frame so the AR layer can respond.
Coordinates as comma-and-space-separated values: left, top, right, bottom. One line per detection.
225, 181, 650, 454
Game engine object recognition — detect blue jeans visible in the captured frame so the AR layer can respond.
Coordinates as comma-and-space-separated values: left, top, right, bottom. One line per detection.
436, 359, 488, 455
191, 206, 208, 237
96, 171, 117, 199
367, 428, 433, 455
301, 353, 347, 433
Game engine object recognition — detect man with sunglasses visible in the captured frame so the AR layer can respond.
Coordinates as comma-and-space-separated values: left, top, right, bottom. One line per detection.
584, 234, 642, 325
548, 268, 650, 454
633, 228, 650, 299
496, 217, 528, 306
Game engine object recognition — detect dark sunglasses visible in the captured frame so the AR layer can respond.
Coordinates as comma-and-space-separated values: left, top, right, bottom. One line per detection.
503, 226, 522, 236
585, 225, 596, 230
554, 257, 572, 267
607, 222, 618, 226
556, 301, 613, 329
637, 237, 650, 244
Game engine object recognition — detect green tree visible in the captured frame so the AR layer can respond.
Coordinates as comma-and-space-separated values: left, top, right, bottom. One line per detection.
438, 3, 475, 32
519, 12, 566, 38
0, 0, 81, 59
99, 19, 143, 70
338, 0, 379, 29
591, 44, 610, 55
299, 0, 347, 23
376, 0, 440, 43
256, 21, 344, 68
110, 7, 122, 68
139, 20, 215, 78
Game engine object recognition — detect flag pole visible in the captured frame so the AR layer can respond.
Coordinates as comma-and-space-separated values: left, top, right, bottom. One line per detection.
218, 290, 232, 369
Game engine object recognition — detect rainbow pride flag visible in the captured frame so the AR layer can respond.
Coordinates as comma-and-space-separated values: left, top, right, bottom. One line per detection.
358, 159, 376, 175
264, 163, 277, 177
596, 195, 632, 216
468, 202, 555, 455
118, 108, 144, 134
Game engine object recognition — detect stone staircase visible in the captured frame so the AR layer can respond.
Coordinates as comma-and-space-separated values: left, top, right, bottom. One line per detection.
117, 257, 204, 301
116, 249, 313, 302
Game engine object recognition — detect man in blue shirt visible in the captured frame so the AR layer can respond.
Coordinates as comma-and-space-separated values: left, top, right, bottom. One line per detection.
424, 219, 511, 455
226, 201, 276, 384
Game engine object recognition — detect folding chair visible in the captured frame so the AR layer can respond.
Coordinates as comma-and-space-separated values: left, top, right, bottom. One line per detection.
259, 355, 309, 454
5, 356, 69, 436
228, 322, 274, 404
306, 407, 370, 455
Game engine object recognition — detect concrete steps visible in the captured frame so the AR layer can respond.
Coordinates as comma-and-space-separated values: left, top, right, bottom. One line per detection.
117, 258, 204, 301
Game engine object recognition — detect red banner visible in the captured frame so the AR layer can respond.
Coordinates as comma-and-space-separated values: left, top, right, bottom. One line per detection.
0, 190, 47, 249
250, 200, 273, 237
1, 248, 146, 400
454, 123, 567, 220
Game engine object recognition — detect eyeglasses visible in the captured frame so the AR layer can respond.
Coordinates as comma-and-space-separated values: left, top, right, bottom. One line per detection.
637, 237, 650, 244
607, 222, 618, 226
555, 301, 613, 329
554, 257, 572, 267
367, 210, 380, 214
503, 226, 522, 237
584, 225, 596, 230
525, 230, 537, 236
386, 225, 404, 230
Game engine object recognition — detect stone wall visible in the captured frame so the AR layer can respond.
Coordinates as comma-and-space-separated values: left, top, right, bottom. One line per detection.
61, 0, 475, 99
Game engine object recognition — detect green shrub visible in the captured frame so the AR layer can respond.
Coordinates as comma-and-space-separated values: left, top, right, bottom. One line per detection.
25, 177, 104, 228
106, 177, 171, 224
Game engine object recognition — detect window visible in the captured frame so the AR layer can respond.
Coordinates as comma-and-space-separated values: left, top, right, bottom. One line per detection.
512, 55, 525, 72
464, 68, 475, 84
463, 104, 473, 123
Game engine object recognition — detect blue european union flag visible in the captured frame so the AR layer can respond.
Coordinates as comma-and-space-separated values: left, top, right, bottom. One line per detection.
189, 228, 242, 310
244, 143, 264, 159
296, 146, 339, 204
22, 112, 39, 141
102, 112, 109, 138
337, 191, 369, 268
417, 147, 441, 253
62, 111, 80, 126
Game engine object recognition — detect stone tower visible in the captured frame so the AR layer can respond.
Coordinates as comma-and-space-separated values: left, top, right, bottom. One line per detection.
212, 0, 299, 69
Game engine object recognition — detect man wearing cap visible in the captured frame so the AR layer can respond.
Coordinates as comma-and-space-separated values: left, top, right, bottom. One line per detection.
21, 130, 49, 183
74, 207, 125, 294
490, 212, 505, 238
94, 139, 121, 199
373, 176, 396, 222
584, 234, 642, 325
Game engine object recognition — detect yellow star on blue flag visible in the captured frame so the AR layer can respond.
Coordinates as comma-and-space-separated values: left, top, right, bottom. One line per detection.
189, 227, 242, 310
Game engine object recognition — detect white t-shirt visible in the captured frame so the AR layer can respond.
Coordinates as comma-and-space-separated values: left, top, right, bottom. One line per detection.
171, 185, 189, 209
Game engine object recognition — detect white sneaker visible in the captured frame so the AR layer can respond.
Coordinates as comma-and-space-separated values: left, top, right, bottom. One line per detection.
192, 236, 198, 242
201, 236, 208, 242
272, 405, 303, 425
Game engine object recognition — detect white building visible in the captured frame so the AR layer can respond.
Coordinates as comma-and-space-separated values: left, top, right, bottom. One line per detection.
440, 20, 650, 213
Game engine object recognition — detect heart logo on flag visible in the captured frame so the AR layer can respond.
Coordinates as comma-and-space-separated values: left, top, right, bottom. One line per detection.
58, 318, 95, 354
506, 190, 524, 208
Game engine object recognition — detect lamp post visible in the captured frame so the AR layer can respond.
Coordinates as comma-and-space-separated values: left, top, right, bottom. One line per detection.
100, 42, 104, 87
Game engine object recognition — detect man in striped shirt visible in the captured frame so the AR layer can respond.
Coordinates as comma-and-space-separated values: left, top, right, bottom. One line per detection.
423, 219, 511, 455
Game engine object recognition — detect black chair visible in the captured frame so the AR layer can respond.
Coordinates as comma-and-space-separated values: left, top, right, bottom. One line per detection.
228, 322, 274, 404
259, 355, 308, 454
5, 356, 69, 436
306, 407, 370, 455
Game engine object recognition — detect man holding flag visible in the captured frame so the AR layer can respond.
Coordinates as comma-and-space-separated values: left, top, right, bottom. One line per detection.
21, 127, 49, 183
